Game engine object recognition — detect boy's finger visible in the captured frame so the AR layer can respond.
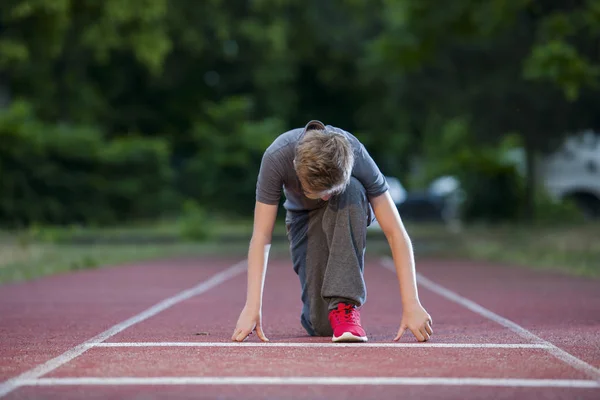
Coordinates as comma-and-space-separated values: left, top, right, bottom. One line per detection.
393, 326, 406, 341
425, 321, 433, 336
234, 329, 250, 342
412, 327, 425, 342
419, 327, 430, 342
256, 325, 270, 342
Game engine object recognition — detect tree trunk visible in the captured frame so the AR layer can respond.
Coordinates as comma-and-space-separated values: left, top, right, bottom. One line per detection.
0, 74, 10, 109
523, 138, 536, 221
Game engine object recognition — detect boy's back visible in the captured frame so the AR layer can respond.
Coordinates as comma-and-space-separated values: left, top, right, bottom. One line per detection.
256, 124, 388, 212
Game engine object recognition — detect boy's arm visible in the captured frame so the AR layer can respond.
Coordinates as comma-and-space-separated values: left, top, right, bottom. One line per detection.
370, 191, 433, 342
231, 201, 278, 342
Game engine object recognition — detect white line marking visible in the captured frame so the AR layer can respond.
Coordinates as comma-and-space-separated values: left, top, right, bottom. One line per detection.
0, 260, 247, 398
380, 257, 600, 382
20, 377, 600, 388
91, 342, 550, 349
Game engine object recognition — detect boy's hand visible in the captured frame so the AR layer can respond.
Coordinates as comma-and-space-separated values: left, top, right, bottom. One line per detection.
231, 305, 269, 342
394, 303, 433, 342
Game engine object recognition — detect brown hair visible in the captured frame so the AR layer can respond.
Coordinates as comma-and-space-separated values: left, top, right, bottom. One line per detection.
294, 128, 355, 196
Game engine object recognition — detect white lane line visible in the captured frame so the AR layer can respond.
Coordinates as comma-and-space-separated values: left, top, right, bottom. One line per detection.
91, 342, 550, 349
380, 257, 600, 382
19, 377, 600, 388
0, 260, 247, 398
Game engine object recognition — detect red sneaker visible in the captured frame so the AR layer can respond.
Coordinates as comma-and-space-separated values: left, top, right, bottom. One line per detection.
328, 303, 368, 342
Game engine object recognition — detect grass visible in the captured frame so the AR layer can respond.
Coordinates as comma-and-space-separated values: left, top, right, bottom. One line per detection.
0, 237, 295, 286
0, 218, 273, 285
411, 222, 600, 277
1, 218, 598, 285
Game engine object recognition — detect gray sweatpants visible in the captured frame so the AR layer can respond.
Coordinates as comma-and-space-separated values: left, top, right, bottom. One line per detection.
285, 177, 373, 336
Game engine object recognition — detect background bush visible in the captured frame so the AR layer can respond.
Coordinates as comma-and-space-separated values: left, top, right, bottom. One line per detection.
454, 152, 524, 223
0, 102, 176, 227
1, 0, 598, 227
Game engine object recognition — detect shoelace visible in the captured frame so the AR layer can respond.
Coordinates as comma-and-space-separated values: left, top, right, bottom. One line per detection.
333, 304, 359, 324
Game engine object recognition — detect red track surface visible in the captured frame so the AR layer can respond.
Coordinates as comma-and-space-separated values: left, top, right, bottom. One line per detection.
1, 254, 599, 399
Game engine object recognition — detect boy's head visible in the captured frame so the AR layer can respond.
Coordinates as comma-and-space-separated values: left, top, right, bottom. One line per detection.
294, 121, 355, 200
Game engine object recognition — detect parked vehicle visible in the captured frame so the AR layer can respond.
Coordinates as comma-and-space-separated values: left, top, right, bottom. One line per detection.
540, 131, 600, 218
506, 130, 600, 218
370, 176, 458, 230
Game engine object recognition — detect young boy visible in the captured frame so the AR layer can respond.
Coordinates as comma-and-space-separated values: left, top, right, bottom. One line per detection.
231, 120, 433, 342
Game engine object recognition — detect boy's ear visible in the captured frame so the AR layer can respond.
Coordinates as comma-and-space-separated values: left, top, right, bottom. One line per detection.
303, 120, 325, 133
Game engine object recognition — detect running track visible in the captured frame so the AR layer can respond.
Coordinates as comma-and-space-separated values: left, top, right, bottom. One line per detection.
0, 255, 599, 399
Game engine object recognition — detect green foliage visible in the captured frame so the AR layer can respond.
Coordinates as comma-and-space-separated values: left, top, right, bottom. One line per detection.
81, 0, 171, 73
366, 0, 599, 220
99, 136, 177, 221
524, 39, 600, 101
0, 102, 176, 227
0, 0, 171, 124
419, 116, 473, 184
455, 151, 524, 223
419, 117, 524, 222
1, 0, 599, 224
523, 1, 600, 101
179, 96, 285, 214
178, 200, 212, 242
419, 116, 586, 223
533, 192, 586, 225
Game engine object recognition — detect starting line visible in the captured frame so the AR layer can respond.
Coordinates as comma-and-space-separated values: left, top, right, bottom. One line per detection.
91, 342, 551, 349
19, 377, 600, 389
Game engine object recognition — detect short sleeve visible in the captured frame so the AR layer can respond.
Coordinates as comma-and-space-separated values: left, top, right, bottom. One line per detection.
352, 142, 389, 197
255, 151, 283, 205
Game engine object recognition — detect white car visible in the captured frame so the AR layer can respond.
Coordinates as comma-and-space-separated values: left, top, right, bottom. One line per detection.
507, 131, 600, 218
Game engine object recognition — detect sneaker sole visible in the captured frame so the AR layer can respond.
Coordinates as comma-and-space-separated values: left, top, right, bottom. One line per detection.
332, 332, 368, 343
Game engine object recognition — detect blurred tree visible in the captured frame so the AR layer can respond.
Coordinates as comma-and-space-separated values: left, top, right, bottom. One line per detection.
364, 0, 600, 218
1, 0, 599, 222
178, 96, 285, 214
0, 101, 175, 226
524, 0, 600, 100
0, 0, 171, 124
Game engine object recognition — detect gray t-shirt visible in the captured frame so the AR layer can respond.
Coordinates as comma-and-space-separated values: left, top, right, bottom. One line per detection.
256, 124, 389, 211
